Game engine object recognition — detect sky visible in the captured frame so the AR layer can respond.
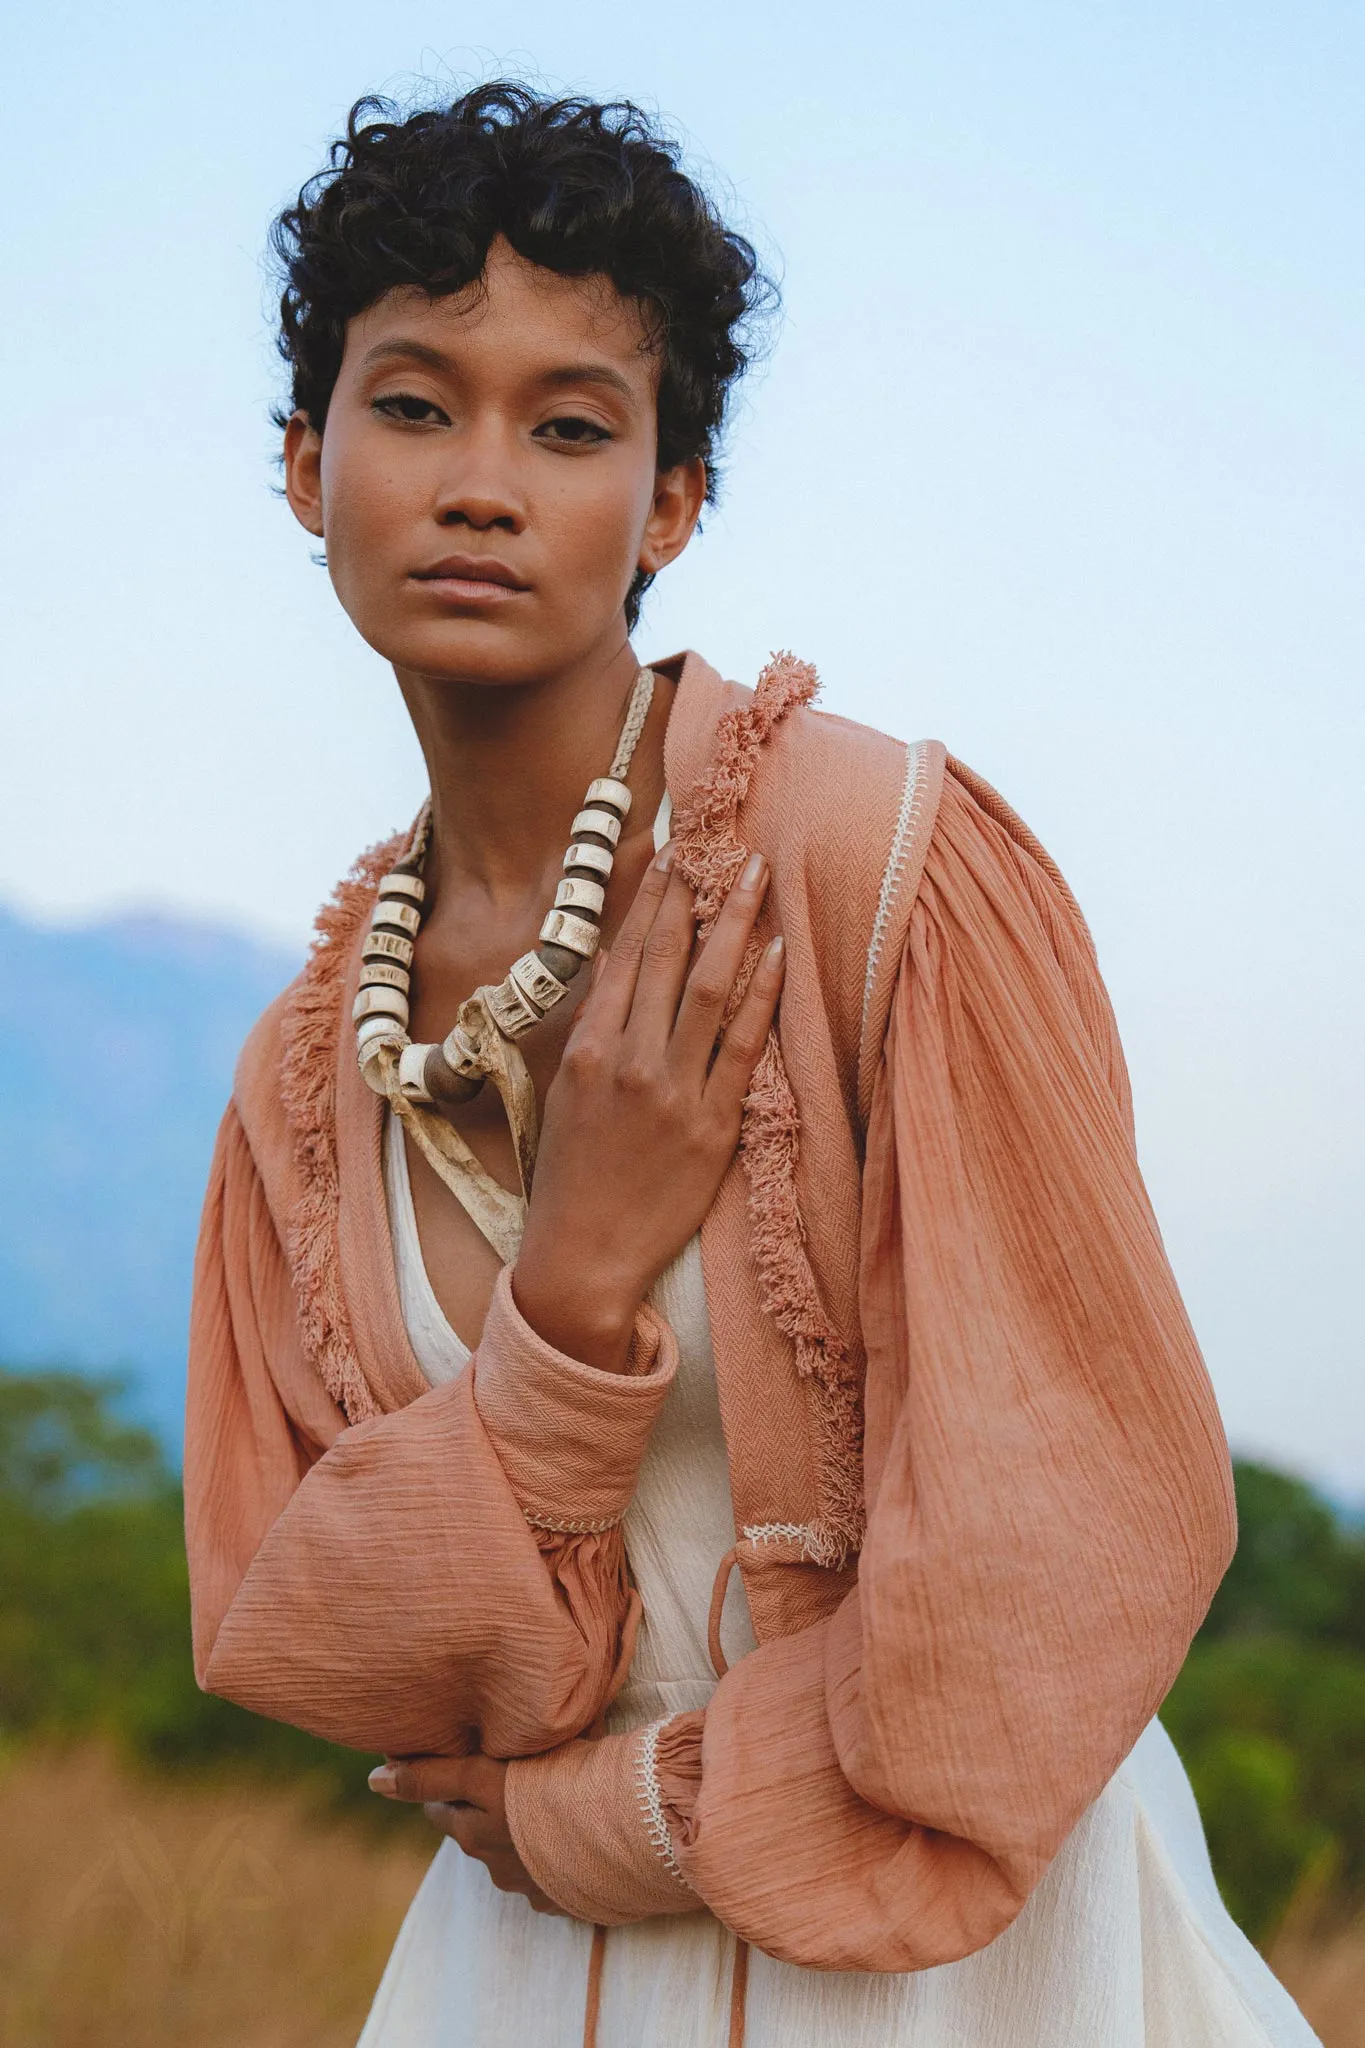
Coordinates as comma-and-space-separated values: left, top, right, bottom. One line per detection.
2, 1, 1362, 1492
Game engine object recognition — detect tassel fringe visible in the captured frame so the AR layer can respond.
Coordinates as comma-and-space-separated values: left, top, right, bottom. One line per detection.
672, 653, 865, 1567
279, 831, 405, 1423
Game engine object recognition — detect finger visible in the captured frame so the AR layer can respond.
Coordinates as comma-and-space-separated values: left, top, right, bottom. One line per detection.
620, 868, 699, 1051
370, 1754, 488, 1806
580, 841, 675, 1036
426, 1802, 511, 1854
670, 854, 770, 1069
703, 935, 785, 1108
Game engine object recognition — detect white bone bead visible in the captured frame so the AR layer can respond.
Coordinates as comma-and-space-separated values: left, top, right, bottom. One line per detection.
378, 872, 425, 905
586, 777, 632, 817
353, 985, 410, 1026
363, 929, 415, 966
539, 907, 601, 959
554, 876, 606, 917
485, 975, 541, 1040
509, 950, 569, 1015
440, 1022, 484, 1080
356, 1012, 407, 1049
570, 806, 622, 847
397, 1042, 436, 1104
371, 898, 421, 938
359, 960, 409, 992
563, 841, 614, 880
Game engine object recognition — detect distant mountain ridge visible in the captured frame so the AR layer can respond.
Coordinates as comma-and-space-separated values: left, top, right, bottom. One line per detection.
0, 904, 301, 1445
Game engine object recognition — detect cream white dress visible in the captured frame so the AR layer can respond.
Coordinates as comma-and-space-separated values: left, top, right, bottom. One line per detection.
355, 1105, 1318, 2048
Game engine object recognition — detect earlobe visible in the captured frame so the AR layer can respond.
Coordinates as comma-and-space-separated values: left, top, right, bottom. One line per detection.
282, 411, 326, 538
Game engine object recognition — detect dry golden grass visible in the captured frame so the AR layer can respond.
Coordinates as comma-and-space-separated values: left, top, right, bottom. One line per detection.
0, 1744, 431, 2048
1270, 1908, 1365, 2048
2, 1742, 1360, 2047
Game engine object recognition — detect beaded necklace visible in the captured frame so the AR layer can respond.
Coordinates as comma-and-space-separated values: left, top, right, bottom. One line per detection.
353, 666, 657, 1259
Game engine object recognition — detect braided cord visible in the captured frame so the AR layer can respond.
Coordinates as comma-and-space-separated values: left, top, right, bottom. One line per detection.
608, 667, 656, 783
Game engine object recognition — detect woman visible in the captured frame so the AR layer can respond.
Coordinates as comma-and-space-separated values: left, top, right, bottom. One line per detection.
186, 83, 1319, 2047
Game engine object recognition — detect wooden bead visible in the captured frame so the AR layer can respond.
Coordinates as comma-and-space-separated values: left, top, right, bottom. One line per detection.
353, 985, 410, 1026
586, 777, 632, 818
423, 1045, 483, 1104
370, 898, 421, 938
359, 960, 409, 992
539, 907, 600, 959
397, 1042, 435, 1104
378, 872, 425, 905
537, 940, 587, 983
563, 841, 614, 880
509, 951, 570, 1015
570, 807, 622, 847
363, 929, 415, 967
554, 876, 606, 917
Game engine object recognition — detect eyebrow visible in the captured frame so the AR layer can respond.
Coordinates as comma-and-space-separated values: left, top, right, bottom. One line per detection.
358, 339, 639, 405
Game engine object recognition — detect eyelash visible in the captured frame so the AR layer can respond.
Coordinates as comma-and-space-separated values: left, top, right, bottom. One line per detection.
370, 393, 611, 446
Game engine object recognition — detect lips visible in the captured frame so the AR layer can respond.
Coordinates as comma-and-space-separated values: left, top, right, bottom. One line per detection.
411, 554, 530, 592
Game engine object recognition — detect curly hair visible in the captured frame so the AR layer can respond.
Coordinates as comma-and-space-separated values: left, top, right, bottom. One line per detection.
271, 83, 776, 626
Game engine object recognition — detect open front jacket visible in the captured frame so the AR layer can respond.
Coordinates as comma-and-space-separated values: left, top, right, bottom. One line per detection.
185, 650, 1236, 1971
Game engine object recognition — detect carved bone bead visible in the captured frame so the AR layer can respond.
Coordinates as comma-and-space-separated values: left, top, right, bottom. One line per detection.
508, 950, 569, 1016
585, 777, 632, 817
378, 872, 426, 905
397, 1042, 436, 1104
539, 907, 601, 959
570, 807, 622, 847
563, 841, 614, 880
370, 899, 422, 938
553, 875, 607, 917
484, 975, 541, 1040
363, 929, 415, 967
358, 960, 410, 992
353, 985, 410, 1026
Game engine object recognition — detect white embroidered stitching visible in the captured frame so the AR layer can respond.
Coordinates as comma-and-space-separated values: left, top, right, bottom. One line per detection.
859, 740, 928, 1063
522, 1508, 622, 1534
741, 1521, 817, 1547
635, 1718, 694, 1891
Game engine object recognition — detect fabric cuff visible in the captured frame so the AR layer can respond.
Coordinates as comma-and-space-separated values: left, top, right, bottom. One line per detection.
472, 1266, 678, 1531
505, 1720, 699, 1924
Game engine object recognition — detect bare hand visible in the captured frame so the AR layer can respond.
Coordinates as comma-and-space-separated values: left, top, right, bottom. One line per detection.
514, 845, 784, 1370
368, 1754, 565, 1914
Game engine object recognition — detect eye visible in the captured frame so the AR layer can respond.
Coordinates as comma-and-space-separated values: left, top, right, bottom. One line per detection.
372, 392, 450, 427
534, 415, 611, 446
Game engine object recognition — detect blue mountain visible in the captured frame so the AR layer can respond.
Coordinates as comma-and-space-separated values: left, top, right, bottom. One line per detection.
0, 905, 300, 1447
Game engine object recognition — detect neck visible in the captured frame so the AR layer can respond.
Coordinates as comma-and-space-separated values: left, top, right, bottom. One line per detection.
396, 641, 668, 916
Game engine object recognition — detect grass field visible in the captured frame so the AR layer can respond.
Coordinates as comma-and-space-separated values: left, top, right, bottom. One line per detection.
1, 1744, 1360, 2048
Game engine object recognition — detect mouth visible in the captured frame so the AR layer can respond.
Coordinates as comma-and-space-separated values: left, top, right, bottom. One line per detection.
410, 554, 530, 604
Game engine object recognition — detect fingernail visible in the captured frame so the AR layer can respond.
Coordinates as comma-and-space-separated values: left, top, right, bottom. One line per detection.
368, 1765, 397, 1796
654, 841, 675, 873
766, 935, 785, 964
741, 853, 767, 890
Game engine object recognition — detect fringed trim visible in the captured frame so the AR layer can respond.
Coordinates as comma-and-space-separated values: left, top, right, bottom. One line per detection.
279, 831, 405, 1423
672, 653, 865, 1568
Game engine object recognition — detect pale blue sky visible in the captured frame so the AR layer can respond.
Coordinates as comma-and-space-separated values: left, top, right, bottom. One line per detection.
2, 1, 1362, 1489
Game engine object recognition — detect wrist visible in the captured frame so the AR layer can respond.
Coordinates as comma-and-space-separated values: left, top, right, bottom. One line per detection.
510, 1257, 643, 1375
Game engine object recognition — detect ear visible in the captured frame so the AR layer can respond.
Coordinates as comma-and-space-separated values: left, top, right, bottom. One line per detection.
637, 458, 707, 577
283, 411, 326, 537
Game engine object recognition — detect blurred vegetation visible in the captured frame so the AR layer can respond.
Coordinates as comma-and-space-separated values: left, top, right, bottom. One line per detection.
1163, 1461, 1365, 1944
2, 1367, 1364, 1947
0, 1370, 376, 1813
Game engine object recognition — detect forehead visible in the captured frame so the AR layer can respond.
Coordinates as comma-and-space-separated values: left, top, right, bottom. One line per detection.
343, 238, 658, 387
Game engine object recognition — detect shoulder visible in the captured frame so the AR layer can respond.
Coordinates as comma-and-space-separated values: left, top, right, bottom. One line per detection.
228, 826, 405, 1226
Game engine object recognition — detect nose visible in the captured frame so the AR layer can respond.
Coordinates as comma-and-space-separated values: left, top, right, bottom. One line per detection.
432, 418, 525, 535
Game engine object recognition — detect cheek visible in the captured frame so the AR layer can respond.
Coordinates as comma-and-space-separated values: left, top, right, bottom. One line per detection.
542, 455, 656, 574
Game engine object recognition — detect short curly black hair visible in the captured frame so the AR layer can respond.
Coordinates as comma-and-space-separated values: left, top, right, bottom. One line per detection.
271, 83, 776, 625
